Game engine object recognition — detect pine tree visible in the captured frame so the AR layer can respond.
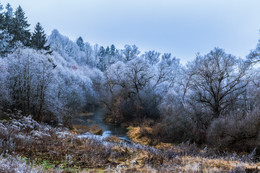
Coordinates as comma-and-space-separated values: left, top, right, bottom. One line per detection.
0, 3, 4, 29
0, 30, 12, 56
10, 5, 31, 46
110, 44, 116, 56
105, 46, 110, 55
3, 3, 13, 32
97, 46, 107, 71
76, 36, 85, 51
0, 3, 12, 56
30, 22, 49, 50
99, 46, 106, 57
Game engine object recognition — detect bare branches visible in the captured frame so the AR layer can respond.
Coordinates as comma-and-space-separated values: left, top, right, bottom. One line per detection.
188, 48, 250, 118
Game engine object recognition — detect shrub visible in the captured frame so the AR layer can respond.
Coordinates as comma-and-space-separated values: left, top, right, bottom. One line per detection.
207, 109, 260, 152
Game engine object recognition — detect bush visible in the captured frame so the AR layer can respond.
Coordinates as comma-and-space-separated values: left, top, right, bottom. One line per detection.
158, 92, 210, 144
207, 109, 260, 152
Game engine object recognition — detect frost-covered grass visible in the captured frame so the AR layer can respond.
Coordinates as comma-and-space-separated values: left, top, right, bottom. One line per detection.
0, 155, 45, 173
0, 111, 259, 172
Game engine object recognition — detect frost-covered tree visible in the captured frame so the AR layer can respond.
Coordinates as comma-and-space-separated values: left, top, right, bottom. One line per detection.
110, 44, 116, 56
47, 29, 80, 62
121, 45, 140, 62
187, 48, 249, 118
102, 48, 183, 121
105, 46, 110, 55
0, 3, 4, 29
125, 57, 154, 96
30, 22, 49, 50
96, 44, 120, 71
0, 58, 11, 108
84, 42, 93, 65
162, 53, 171, 62
3, 3, 13, 32
0, 3, 13, 56
0, 30, 12, 56
98, 46, 106, 57
143, 50, 160, 65
76, 36, 85, 51
97, 46, 107, 71
10, 6, 30, 46
247, 35, 260, 64
154, 54, 181, 90
104, 56, 160, 120
48, 30, 101, 67
7, 48, 56, 121
108, 44, 121, 64
92, 44, 100, 67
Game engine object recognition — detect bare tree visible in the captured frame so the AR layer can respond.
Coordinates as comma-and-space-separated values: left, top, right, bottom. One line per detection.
188, 48, 249, 118
247, 36, 260, 64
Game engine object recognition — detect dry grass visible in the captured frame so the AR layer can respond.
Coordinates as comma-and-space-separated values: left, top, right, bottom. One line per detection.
127, 126, 157, 145
78, 112, 94, 117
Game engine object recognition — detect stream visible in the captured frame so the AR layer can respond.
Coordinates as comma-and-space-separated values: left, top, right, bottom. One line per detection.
73, 109, 130, 141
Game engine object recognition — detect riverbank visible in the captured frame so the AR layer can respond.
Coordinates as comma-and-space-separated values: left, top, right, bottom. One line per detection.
0, 113, 259, 172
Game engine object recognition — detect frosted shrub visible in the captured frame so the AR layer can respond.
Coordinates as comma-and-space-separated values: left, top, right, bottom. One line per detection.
207, 109, 260, 151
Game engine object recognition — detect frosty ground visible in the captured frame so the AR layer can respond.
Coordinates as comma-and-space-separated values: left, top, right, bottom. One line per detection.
0, 111, 259, 173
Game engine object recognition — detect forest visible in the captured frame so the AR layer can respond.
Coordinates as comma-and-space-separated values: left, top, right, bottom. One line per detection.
0, 3, 259, 172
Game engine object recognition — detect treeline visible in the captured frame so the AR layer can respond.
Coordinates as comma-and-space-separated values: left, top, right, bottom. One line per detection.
0, 3, 259, 152
0, 3, 50, 56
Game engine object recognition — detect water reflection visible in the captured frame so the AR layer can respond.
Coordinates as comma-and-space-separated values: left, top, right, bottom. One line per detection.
73, 109, 129, 141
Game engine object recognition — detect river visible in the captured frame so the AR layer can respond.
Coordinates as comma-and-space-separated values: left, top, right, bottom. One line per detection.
73, 109, 130, 141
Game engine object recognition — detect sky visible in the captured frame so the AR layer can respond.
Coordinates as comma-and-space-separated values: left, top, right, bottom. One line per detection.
1, 0, 260, 63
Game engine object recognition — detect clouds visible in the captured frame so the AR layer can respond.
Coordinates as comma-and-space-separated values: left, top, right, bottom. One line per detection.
1, 0, 260, 63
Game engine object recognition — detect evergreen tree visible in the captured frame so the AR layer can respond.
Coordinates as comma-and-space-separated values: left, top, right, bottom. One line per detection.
99, 46, 106, 57
10, 5, 31, 46
3, 3, 13, 32
0, 3, 12, 56
97, 46, 107, 71
5, 3, 13, 18
30, 22, 49, 50
0, 30, 12, 56
0, 3, 4, 29
76, 36, 85, 51
110, 44, 116, 56
105, 46, 110, 55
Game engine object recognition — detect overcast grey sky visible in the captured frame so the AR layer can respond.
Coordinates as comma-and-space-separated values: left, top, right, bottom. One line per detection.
1, 0, 260, 63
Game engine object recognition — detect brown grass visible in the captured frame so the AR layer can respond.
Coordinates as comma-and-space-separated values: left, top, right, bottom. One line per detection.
78, 112, 94, 117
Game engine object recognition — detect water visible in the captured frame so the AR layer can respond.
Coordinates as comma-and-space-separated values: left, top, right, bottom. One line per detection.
73, 109, 130, 141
